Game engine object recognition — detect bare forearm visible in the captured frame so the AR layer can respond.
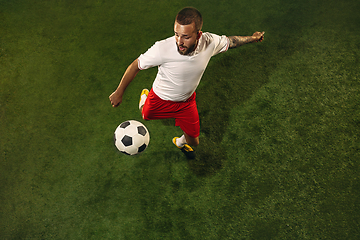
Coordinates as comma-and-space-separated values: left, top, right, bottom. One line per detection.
109, 59, 140, 107
228, 32, 265, 49
228, 36, 256, 49
115, 59, 140, 94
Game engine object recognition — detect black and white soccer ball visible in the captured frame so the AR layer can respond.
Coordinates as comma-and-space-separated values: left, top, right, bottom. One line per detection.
114, 120, 150, 155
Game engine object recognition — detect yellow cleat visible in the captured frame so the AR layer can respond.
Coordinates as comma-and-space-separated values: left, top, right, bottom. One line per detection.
172, 137, 196, 159
139, 89, 149, 110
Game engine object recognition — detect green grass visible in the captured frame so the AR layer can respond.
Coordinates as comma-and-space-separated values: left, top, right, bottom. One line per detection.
1, 0, 359, 239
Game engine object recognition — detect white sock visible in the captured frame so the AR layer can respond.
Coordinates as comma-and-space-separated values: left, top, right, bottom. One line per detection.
139, 94, 147, 110
176, 135, 187, 147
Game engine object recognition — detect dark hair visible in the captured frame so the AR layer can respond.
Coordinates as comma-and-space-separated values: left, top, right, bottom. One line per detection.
176, 7, 203, 32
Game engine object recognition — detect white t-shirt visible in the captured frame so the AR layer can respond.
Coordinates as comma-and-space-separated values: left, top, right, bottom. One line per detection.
138, 32, 229, 102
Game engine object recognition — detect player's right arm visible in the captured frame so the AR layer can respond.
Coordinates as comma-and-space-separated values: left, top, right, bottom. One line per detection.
109, 59, 140, 107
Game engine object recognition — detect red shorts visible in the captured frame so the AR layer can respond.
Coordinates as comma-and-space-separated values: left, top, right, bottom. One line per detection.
142, 89, 200, 138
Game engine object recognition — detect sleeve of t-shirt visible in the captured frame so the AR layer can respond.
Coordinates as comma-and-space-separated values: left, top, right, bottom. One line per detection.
137, 41, 162, 70
212, 33, 230, 56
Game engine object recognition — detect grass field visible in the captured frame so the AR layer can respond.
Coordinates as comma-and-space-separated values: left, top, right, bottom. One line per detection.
1, 0, 359, 239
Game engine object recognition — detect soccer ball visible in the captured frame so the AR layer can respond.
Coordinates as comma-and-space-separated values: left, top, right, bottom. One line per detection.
114, 120, 150, 155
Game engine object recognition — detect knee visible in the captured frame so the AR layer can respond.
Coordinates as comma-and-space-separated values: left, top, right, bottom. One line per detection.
141, 107, 150, 120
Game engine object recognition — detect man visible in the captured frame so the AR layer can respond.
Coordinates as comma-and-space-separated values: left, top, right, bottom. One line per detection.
109, 7, 264, 159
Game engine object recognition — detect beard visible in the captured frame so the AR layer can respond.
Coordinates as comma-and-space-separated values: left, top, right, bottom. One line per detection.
176, 41, 197, 55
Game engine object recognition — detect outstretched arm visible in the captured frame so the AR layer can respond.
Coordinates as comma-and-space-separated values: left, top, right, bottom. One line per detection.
109, 59, 140, 107
228, 31, 265, 49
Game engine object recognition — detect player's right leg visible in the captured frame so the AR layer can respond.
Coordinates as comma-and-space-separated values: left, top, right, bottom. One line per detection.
139, 89, 149, 112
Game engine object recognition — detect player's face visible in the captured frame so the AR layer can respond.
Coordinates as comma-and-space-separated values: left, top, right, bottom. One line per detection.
174, 21, 202, 55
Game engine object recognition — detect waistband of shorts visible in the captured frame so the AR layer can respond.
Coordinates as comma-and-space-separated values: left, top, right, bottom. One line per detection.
150, 88, 196, 103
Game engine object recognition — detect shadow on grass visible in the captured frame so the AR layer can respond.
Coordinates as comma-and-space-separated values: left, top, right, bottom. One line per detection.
158, 48, 272, 177
189, 3, 309, 176
188, 142, 226, 177
159, 11, 306, 176
191, 48, 270, 176
160, 119, 225, 176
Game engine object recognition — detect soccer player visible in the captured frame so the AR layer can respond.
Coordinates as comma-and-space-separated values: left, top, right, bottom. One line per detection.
109, 7, 264, 159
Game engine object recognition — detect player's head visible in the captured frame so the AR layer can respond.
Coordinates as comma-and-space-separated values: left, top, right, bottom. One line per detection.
174, 7, 203, 55
176, 7, 203, 32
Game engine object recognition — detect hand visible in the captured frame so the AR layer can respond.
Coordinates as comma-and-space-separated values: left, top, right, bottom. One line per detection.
109, 91, 123, 107
252, 31, 265, 42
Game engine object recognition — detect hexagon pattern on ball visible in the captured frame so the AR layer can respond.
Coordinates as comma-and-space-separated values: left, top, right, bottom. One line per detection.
114, 120, 150, 155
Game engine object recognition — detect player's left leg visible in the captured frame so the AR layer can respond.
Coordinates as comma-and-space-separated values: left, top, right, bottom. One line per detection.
179, 132, 199, 147
172, 92, 200, 159
172, 134, 197, 159
141, 89, 198, 159
173, 114, 199, 159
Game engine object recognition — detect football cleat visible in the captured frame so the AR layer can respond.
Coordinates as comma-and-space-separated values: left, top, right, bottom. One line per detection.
139, 89, 149, 110
172, 137, 196, 159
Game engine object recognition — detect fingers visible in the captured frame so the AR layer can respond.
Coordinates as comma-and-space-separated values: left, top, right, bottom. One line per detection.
110, 99, 120, 108
258, 31, 265, 42
109, 94, 121, 108
110, 101, 120, 108
252, 31, 265, 42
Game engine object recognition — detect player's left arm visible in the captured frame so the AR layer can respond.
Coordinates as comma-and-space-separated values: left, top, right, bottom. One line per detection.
228, 31, 265, 49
